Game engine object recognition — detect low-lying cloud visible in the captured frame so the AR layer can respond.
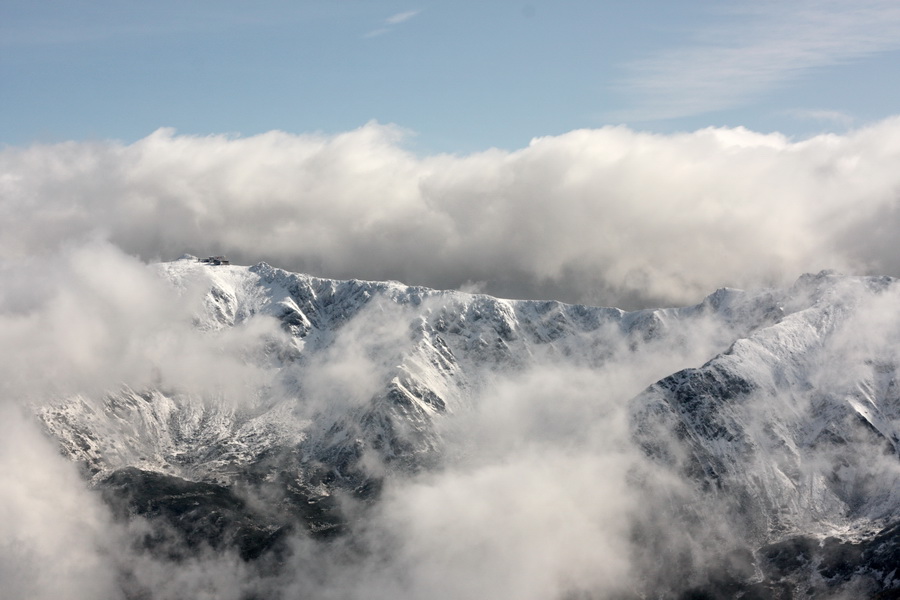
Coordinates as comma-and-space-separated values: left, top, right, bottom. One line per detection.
3, 241, 900, 597
0, 242, 720, 600
0, 403, 120, 600
3, 119, 900, 307
0, 243, 287, 405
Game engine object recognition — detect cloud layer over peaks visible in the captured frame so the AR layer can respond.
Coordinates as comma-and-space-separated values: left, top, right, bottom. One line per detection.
4, 119, 900, 307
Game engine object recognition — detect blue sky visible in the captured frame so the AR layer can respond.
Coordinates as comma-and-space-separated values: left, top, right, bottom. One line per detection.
4, 0, 900, 154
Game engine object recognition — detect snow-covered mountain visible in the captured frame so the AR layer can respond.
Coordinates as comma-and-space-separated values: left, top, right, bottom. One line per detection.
631, 271, 900, 596
36, 258, 900, 598
37, 257, 755, 483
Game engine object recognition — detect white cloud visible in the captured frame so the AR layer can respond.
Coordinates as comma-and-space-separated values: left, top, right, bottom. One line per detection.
363, 27, 390, 39
3, 119, 900, 308
0, 240, 739, 599
273, 312, 752, 599
0, 404, 120, 600
784, 108, 856, 127
385, 10, 421, 26
612, 0, 900, 121
0, 241, 289, 405
365, 8, 421, 38
4, 197, 900, 597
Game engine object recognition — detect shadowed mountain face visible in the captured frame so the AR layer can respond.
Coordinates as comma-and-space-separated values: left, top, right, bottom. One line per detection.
37, 259, 900, 598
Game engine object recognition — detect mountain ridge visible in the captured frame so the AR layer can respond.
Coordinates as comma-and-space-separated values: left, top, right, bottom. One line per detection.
40, 256, 775, 483
35, 258, 900, 598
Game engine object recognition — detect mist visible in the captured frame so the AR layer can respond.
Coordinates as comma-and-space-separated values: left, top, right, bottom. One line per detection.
3, 119, 900, 307
4, 120, 900, 597
0, 243, 738, 599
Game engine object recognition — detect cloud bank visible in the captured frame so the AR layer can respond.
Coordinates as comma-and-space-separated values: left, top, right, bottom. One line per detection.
3, 119, 900, 307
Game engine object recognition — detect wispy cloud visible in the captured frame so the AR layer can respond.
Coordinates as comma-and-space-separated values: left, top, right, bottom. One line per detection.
611, 0, 900, 122
363, 28, 390, 39
364, 8, 421, 38
385, 10, 421, 25
783, 108, 856, 128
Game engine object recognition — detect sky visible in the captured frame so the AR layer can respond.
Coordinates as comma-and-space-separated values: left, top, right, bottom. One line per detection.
3, 0, 900, 308
3, 0, 900, 153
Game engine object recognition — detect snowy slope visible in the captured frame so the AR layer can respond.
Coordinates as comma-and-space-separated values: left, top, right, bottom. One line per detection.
633, 272, 900, 535
35, 259, 900, 596
39, 256, 774, 487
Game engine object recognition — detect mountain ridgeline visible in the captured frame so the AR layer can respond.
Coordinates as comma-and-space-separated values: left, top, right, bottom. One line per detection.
39, 258, 900, 599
